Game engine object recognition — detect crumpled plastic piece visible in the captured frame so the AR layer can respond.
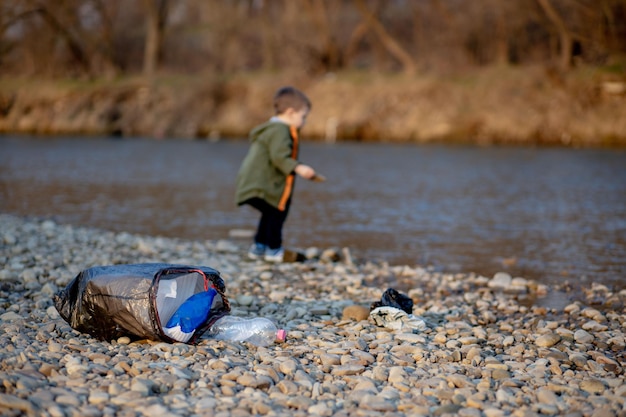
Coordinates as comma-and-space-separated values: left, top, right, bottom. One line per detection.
163, 288, 220, 343
369, 306, 427, 332
370, 288, 414, 314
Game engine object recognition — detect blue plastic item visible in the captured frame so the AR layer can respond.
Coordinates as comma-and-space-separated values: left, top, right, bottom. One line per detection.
164, 288, 219, 342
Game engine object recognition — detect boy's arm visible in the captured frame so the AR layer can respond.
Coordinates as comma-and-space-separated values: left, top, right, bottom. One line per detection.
265, 124, 317, 179
266, 125, 300, 174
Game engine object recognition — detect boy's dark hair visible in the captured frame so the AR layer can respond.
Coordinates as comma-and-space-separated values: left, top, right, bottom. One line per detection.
273, 86, 311, 115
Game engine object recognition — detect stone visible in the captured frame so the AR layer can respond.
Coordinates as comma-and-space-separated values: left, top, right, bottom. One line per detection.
535, 333, 561, 347
446, 374, 472, 388
278, 359, 298, 376
117, 336, 131, 345
353, 378, 378, 393
286, 396, 313, 410
130, 378, 155, 396
489, 272, 512, 289
319, 354, 341, 366
331, 364, 365, 376
308, 402, 333, 416
574, 329, 594, 344
0, 394, 34, 413
237, 374, 273, 389
0, 312, 23, 321
88, 391, 110, 405
582, 320, 608, 332
195, 397, 218, 410
484, 409, 506, 417
48, 341, 63, 353
276, 380, 298, 395
570, 353, 588, 368
433, 404, 463, 416
236, 295, 255, 306
491, 369, 511, 380
536, 388, 559, 404
342, 305, 370, 321
46, 306, 61, 319
143, 404, 171, 417
580, 379, 606, 394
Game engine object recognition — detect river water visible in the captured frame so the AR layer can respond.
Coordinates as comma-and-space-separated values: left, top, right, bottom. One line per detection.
1, 135, 625, 290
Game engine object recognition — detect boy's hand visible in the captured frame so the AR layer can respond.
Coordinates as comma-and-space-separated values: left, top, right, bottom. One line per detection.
294, 164, 316, 180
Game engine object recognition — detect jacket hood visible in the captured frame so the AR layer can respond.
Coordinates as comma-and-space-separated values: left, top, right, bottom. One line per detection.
250, 118, 287, 141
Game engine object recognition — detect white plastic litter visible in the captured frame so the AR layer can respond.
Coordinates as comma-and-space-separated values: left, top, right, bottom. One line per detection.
369, 306, 427, 332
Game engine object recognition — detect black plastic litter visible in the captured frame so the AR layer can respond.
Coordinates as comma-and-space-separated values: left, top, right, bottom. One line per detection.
54, 263, 230, 344
370, 288, 414, 314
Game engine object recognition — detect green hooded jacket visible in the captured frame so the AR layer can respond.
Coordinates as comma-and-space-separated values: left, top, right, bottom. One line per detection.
235, 119, 300, 210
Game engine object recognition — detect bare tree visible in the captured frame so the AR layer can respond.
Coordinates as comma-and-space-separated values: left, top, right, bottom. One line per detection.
0, 0, 124, 76
351, 0, 417, 74
345, 18, 370, 68
490, 0, 511, 65
143, 0, 168, 77
30, 0, 93, 74
303, 0, 342, 72
2, 0, 625, 78
89, 0, 119, 77
0, 5, 41, 37
535, 0, 574, 70
0, 4, 40, 68
257, 1, 279, 72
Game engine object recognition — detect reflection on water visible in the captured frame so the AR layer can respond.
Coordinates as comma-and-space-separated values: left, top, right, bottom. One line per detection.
1, 135, 625, 290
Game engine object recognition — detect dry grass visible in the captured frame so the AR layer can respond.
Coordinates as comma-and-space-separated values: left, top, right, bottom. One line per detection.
1, 66, 624, 146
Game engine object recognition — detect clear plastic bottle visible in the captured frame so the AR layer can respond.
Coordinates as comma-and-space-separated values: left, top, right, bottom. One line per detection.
208, 316, 286, 347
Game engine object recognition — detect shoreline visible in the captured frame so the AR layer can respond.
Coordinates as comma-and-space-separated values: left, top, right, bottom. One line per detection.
1, 213, 625, 416
1, 69, 626, 147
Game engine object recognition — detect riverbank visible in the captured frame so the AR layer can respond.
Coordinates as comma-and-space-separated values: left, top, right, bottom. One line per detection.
1, 66, 625, 147
1, 213, 625, 416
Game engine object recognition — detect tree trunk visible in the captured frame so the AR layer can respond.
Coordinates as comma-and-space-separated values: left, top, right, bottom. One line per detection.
91, 0, 119, 78
259, 2, 278, 71
352, 0, 417, 74
143, 0, 168, 78
535, 0, 573, 70
33, 4, 92, 75
493, 2, 509, 65
304, 0, 341, 71
346, 19, 370, 67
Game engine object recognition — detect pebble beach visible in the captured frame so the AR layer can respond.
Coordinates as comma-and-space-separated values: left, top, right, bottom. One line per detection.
1, 213, 625, 417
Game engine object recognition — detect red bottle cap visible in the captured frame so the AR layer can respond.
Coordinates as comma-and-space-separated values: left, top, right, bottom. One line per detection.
276, 329, 286, 342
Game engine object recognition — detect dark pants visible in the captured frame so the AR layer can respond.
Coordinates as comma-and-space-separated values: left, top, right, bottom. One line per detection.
242, 197, 290, 250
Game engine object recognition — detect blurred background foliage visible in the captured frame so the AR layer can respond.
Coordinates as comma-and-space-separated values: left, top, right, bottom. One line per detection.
0, 0, 625, 144
1, 0, 624, 78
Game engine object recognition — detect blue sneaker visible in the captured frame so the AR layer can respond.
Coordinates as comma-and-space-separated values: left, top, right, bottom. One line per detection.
247, 243, 267, 260
264, 247, 284, 263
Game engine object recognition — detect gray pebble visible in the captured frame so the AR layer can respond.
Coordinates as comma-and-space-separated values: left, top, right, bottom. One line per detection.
574, 329, 594, 344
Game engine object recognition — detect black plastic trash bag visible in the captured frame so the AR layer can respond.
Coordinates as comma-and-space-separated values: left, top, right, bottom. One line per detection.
370, 288, 414, 314
54, 263, 230, 344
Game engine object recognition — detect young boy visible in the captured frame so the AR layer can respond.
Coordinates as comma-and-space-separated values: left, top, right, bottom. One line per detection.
235, 86, 317, 262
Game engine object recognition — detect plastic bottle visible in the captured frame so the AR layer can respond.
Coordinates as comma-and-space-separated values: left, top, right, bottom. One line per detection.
208, 316, 286, 347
